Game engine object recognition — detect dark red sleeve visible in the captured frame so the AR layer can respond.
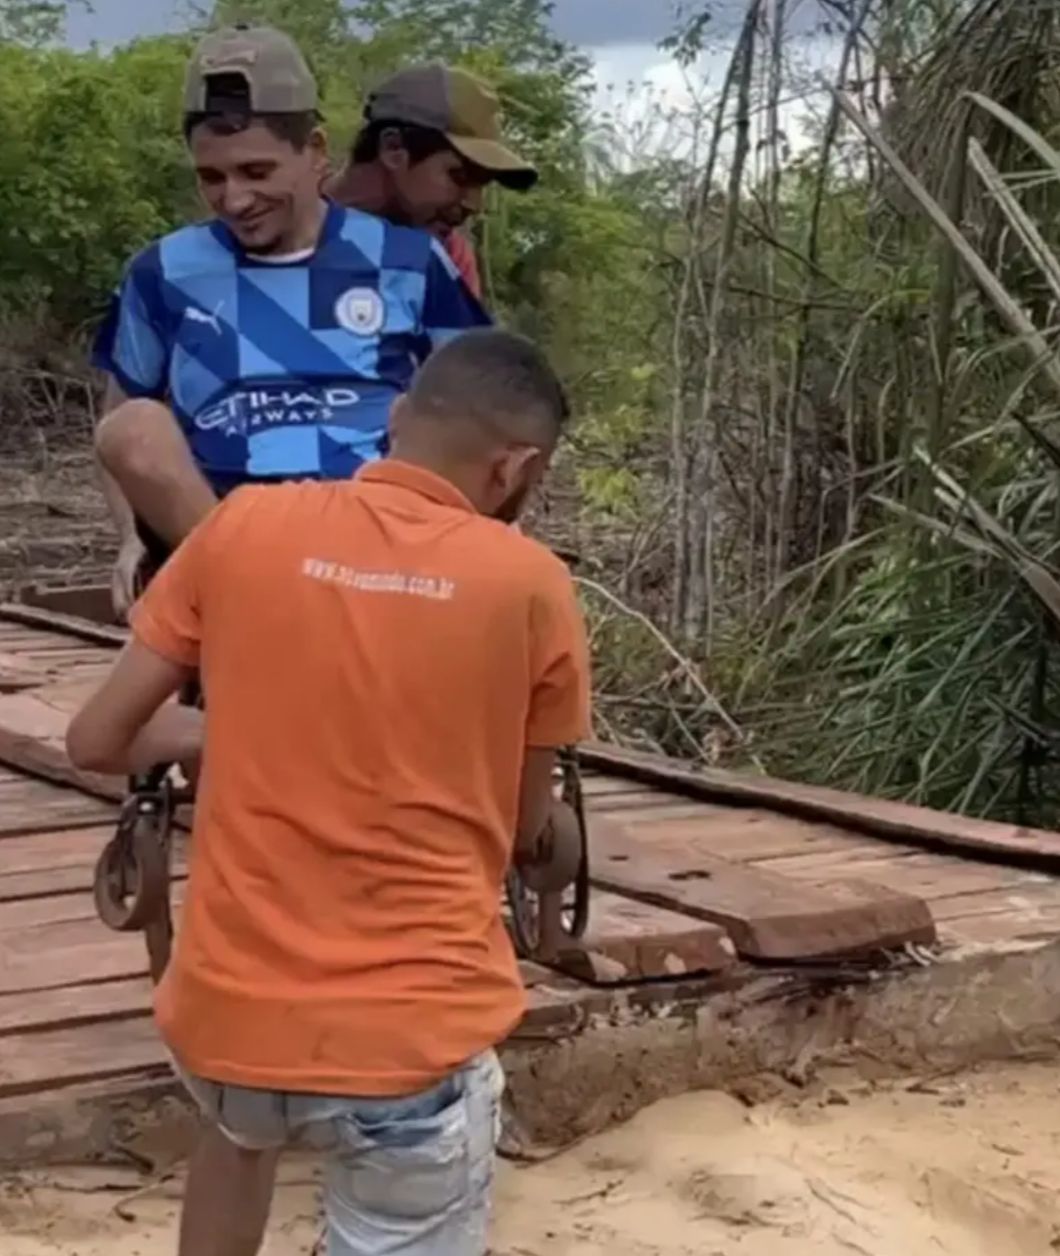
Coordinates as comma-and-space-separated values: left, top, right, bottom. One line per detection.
444, 230, 483, 300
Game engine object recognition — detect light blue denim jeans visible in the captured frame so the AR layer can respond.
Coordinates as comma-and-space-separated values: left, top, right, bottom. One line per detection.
176, 1051, 505, 1256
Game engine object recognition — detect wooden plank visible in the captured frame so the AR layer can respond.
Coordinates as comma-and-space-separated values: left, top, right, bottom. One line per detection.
772, 851, 1051, 899
0, 1016, 166, 1098
0, 828, 116, 879
0, 776, 115, 810
0, 828, 186, 894
750, 843, 919, 872
582, 742, 1060, 872
0, 866, 106, 901
942, 904, 1060, 948
547, 890, 735, 984
14, 647, 111, 664
19, 583, 117, 627
0, 677, 42, 696
588, 803, 710, 825
0, 649, 50, 684
589, 817, 936, 960
0, 603, 127, 649
3, 891, 115, 930
0, 628, 85, 650
0, 882, 186, 931
581, 777, 669, 799
0, 921, 149, 995
638, 812, 906, 864
31, 678, 106, 714
587, 790, 680, 813
0, 779, 116, 835
0, 693, 124, 801
0, 863, 187, 903
0, 938, 149, 995
0, 977, 151, 1036
929, 882, 1060, 923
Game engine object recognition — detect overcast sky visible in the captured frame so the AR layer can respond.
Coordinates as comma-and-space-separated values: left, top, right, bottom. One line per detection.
65, 1, 831, 57
63, 0, 837, 145
63, 1, 683, 48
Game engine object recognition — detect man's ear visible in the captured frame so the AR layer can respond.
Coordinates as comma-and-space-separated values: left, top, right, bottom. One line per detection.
388, 394, 410, 444
378, 126, 409, 175
492, 443, 540, 493
307, 127, 330, 175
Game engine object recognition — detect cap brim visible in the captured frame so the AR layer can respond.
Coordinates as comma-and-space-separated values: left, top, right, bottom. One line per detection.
446, 135, 538, 191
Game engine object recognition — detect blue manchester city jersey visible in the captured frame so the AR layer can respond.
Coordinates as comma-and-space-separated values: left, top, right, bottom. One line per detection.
92, 202, 491, 489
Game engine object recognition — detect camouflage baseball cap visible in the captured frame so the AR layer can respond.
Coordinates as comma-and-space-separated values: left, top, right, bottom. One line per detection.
184, 25, 318, 115
365, 64, 537, 191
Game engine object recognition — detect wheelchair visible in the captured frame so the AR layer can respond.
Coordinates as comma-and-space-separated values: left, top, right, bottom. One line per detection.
93, 537, 590, 983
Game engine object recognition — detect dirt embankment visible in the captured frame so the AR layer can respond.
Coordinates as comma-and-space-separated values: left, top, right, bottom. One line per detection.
2, 1060, 1059, 1255
0, 453, 112, 596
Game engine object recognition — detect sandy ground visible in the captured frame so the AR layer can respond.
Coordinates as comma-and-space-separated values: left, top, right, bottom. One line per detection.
2, 1061, 1060, 1255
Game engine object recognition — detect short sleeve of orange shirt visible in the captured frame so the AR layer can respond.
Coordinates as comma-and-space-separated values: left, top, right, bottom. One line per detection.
126, 494, 242, 666
526, 561, 592, 747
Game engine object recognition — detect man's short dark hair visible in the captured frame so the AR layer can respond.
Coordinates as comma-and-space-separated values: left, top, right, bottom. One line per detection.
350, 120, 452, 166
409, 329, 570, 447
183, 73, 319, 148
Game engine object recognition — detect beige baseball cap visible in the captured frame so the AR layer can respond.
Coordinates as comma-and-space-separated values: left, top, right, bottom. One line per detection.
364, 64, 537, 191
184, 24, 318, 115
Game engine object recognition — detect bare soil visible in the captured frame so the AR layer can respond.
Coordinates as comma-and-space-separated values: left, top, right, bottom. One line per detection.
0, 452, 112, 595
2, 1061, 1059, 1254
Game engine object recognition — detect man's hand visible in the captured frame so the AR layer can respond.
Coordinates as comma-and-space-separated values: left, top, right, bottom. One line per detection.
111, 533, 147, 623
166, 702, 205, 772
516, 799, 583, 893
66, 640, 197, 777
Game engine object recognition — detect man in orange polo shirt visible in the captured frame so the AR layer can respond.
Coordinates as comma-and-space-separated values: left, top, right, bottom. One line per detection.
66, 328, 589, 1256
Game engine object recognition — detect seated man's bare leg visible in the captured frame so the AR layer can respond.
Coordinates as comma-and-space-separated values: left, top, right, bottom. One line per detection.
96, 399, 218, 549
178, 1124, 279, 1256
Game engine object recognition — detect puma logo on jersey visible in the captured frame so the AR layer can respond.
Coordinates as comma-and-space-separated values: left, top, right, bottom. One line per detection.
184, 303, 224, 335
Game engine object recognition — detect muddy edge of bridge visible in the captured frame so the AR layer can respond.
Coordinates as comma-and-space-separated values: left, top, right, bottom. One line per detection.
2, 936, 1059, 1167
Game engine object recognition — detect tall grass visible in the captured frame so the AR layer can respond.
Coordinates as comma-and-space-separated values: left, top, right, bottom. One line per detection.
579, 0, 1060, 825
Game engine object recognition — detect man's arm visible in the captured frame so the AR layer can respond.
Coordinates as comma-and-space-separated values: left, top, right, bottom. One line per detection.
66, 640, 200, 776
514, 746, 584, 892
513, 562, 593, 889
68, 498, 216, 776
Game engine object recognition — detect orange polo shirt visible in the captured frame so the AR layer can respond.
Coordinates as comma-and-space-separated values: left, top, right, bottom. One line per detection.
129, 462, 590, 1096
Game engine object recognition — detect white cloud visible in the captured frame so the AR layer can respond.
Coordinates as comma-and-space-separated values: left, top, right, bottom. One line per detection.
587, 31, 847, 167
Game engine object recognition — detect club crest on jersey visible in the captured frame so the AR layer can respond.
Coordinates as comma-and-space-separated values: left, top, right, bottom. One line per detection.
335, 287, 385, 337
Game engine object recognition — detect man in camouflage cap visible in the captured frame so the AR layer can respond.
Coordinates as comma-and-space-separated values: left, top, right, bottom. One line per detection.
327, 63, 538, 297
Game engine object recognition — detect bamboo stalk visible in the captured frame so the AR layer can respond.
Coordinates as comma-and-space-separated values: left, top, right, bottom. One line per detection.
967, 137, 1060, 306
835, 91, 1060, 465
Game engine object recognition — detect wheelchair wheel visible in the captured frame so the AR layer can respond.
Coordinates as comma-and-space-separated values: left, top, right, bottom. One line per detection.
506, 746, 590, 959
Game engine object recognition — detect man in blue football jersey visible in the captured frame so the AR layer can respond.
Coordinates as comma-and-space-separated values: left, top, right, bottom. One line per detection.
94, 25, 490, 616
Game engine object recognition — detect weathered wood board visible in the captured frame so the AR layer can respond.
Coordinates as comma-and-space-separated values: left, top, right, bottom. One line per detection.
547, 890, 736, 985
590, 817, 936, 960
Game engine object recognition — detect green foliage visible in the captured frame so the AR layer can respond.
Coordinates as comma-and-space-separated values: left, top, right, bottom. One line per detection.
0, 0, 627, 341
11, 0, 1060, 828
0, 39, 193, 315
0, 0, 68, 45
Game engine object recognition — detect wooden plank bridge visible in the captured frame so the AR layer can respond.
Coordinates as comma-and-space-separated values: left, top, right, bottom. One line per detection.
3, 587, 1060, 1158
